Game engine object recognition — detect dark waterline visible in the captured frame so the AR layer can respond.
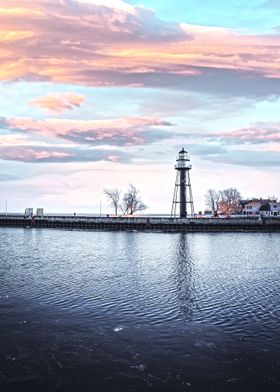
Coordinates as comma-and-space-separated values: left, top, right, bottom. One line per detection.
0, 228, 280, 391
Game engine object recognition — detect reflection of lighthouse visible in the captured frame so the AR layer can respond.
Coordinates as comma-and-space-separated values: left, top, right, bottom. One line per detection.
171, 148, 194, 218
175, 233, 197, 318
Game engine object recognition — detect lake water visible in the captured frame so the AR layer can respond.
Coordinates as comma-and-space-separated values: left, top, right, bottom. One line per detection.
0, 228, 280, 391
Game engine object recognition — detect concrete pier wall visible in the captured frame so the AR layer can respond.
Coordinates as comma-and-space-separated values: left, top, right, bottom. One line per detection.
0, 215, 280, 232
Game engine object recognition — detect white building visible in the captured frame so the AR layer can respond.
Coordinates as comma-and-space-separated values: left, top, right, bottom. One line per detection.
243, 200, 280, 217
243, 200, 265, 216
269, 202, 280, 217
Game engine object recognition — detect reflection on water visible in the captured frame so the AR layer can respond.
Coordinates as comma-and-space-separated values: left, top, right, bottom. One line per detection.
174, 233, 198, 319
0, 228, 280, 391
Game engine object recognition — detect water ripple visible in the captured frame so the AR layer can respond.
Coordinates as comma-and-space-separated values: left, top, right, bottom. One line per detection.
0, 229, 280, 339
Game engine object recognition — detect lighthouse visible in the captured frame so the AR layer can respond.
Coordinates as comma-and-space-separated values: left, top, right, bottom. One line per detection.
171, 148, 194, 218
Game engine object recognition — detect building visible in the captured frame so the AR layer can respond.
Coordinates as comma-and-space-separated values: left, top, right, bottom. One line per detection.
243, 199, 280, 217
268, 202, 280, 217
243, 200, 267, 216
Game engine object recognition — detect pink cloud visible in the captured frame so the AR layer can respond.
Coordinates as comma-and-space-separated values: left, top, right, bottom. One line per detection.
3, 116, 175, 146
0, 146, 71, 162
207, 124, 280, 144
0, 0, 279, 93
0, 145, 129, 163
29, 93, 86, 113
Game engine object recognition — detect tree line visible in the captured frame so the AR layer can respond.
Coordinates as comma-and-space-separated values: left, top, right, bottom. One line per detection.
105, 185, 242, 216
105, 185, 273, 217
104, 184, 147, 216
205, 188, 241, 216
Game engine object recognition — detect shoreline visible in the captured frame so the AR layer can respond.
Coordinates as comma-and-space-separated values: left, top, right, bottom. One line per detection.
0, 215, 280, 232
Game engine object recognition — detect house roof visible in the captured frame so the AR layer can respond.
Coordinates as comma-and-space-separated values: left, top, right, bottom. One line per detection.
245, 201, 262, 207
244, 199, 274, 207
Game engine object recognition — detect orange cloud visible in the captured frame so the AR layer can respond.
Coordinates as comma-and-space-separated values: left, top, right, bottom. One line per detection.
0, 0, 279, 92
29, 93, 86, 113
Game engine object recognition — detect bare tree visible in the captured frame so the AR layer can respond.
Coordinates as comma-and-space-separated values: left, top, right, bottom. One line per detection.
121, 184, 147, 215
219, 188, 241, 216
104, 188, 121, 215
267, 195, 278, 202
205, 189, 220, 217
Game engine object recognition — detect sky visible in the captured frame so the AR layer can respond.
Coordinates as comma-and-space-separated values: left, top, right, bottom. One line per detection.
0, 0, 279, 214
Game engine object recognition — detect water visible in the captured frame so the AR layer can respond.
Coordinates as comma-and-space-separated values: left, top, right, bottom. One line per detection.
0, 228, 280, 391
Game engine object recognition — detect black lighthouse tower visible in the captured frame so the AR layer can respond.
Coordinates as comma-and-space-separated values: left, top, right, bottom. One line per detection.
171, 148, 194, 218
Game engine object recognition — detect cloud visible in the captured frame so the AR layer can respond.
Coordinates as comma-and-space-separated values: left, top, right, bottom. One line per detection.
201, 150, 280, 168
0, 114, 178, 163
204, 123, 280, 144
78, 66, 280, 99
0, 117, 9, 127
0, 1, 279, 98
0, 145, 129, 163
1, 116, 176, 147
76, 0, 135, 13
177, 141, 279, 168
175, 124, 280, 168
0, 134, 31, 145
29, 93, 86, 113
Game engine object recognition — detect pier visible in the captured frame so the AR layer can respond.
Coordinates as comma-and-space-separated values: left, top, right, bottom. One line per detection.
0, 214, 279, 232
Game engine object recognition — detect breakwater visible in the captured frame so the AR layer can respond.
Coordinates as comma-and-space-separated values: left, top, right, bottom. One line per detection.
0, 214, 280, 232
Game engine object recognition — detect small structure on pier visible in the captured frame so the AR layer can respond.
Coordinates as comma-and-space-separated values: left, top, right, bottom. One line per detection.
171, 148, 194, 218
24, 208, 33, 218
36, 208, 44, 217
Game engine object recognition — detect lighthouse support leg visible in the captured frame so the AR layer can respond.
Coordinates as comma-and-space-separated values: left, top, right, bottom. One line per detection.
180, 170, 186, 218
